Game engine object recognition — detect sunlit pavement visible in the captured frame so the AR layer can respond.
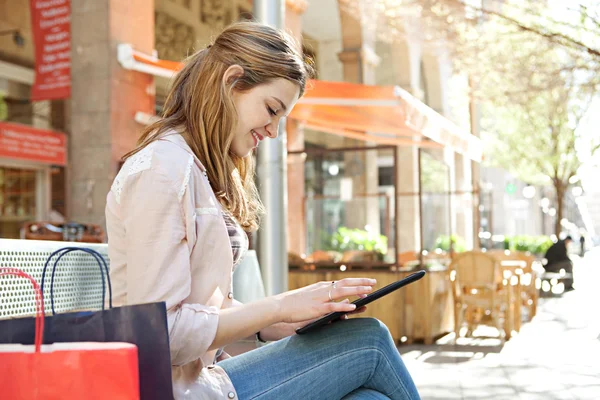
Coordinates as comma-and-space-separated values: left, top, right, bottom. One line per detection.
400, 248, 600, 400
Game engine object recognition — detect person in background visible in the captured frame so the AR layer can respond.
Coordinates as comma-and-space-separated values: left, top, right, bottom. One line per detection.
544, 235, 574, 290
579, 234, 586, 257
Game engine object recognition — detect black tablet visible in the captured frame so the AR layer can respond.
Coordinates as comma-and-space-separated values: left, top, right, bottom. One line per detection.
296, 270, 426, 335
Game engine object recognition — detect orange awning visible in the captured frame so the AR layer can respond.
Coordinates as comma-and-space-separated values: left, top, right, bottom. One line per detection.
117, 44, 482, 161
291, 80, 482, 161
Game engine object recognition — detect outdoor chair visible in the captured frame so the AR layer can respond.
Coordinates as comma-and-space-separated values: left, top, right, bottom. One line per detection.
449, 251, 508, 342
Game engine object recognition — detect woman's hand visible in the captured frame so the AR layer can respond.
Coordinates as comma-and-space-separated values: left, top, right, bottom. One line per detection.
259, 303, 368, 341
274, 278, 376, 324
210, 278, 375, 350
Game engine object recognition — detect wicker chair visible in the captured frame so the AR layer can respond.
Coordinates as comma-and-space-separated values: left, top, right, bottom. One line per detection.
450, 251, 508, 341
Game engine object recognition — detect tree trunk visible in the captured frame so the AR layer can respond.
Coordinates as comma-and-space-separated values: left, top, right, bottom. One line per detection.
554, 182, 565, 237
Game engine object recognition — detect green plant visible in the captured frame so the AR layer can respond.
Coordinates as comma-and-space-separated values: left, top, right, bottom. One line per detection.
506, 235, 553, 255
433, 234, 466, 253
0, 94, 7, 121
324, 227, 388, 259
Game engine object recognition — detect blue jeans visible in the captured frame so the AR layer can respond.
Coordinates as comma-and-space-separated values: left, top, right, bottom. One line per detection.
219, 318, 421, 400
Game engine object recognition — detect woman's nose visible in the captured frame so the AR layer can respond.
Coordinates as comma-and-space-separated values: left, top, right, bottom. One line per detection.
265, 121, 280, 139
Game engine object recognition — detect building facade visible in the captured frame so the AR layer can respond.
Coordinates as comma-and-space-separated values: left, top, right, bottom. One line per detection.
0, 0, 480, 260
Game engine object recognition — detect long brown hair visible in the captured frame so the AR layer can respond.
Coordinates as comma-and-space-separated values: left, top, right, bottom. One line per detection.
124, 22, 314, 231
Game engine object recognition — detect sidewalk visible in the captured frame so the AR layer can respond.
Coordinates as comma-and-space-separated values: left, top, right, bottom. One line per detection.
401, 248, 600, 400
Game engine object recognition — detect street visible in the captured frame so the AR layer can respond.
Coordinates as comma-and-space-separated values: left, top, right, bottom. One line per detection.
401, 248, 600, 400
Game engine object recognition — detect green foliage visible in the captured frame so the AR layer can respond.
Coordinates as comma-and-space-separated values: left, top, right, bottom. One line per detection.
433, 234, 466, 253
481, 81, 588, 186
0, 94, 7, 121
505, 235, 553, 255
323, 227, 388, 258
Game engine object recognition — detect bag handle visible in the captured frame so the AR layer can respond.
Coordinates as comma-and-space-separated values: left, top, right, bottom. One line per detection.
41, 247, 113, 315
0, 268, 45, 353
50, 248, 112, 314
49, 247, 112, 313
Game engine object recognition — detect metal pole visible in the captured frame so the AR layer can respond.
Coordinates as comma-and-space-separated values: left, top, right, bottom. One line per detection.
393, 146, 399, 268
417, 149, 424, 267
447, 164, 454, 258
253, 0, 288, 296
540, 187, 546, 235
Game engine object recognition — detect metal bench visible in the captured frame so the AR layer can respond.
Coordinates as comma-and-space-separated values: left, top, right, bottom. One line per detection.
0, 239, 265, 320
0, 239, 109, 319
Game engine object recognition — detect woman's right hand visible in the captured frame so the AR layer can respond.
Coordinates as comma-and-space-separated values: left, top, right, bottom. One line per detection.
274, 278, 377, 323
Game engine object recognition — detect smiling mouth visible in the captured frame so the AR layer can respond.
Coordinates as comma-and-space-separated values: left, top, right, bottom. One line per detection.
251, 130, 264, 147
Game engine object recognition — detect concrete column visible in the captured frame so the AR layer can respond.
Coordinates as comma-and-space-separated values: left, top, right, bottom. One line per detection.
285, 1, 308, 257
337, 3, 381, 236
389, 37, 423, 255
390, 39, 424, 100
396, 146, 420, 253
70, 0, 154, 228
454, 152, 474, 249
284, 0, 307, 39
469, 79, 482, 249
32, 100, 52, 221
286, 119, 306, 256
444, 146, 457, 237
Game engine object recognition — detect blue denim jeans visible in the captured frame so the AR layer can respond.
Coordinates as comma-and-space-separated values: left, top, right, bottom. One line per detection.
219, 318, 421, 400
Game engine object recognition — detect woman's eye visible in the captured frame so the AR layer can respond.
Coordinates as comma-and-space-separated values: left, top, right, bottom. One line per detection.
267, 107, 277, 116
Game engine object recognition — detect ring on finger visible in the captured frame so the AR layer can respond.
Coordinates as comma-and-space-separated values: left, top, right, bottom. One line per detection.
328, 281, 336, 302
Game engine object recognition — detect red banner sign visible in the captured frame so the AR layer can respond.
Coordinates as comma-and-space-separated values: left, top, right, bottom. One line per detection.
0, 122, 67, 166
30, 0, 71, 101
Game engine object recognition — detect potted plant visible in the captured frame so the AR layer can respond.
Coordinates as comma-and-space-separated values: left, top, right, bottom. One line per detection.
324, 227, 388, 262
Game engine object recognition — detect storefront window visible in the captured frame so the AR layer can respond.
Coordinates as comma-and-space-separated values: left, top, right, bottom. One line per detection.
420, 151, 452, 252
0, 167, 37, 238
301, 145, 395, 264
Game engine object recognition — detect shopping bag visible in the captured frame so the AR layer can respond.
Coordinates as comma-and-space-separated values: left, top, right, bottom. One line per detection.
0, 247, 174, 400
0, 268, 140, 400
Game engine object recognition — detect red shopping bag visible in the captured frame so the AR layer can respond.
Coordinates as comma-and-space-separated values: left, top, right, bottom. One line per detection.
0, 268, 140, 400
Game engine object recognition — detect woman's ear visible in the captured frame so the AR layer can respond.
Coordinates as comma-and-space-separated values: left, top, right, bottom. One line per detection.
223, 64, 244, 86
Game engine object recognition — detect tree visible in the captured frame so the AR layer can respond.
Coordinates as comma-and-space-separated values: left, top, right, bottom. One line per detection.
481, 78, 600, 236
435, 0, 600, 236
341, 0, 600, 91
423, 0, 600, 96
340, 0, 600, 236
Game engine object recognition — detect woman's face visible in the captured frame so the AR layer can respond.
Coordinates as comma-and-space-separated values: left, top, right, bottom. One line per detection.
229, 71, 300, 158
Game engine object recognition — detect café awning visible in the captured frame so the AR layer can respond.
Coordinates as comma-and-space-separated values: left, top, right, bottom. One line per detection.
117, 44, 482, 162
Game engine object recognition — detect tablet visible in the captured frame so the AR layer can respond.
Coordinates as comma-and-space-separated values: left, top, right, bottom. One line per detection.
296, 270, 426, 335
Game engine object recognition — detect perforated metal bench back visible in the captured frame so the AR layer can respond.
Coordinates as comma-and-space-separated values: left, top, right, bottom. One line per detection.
0, 239, 109, 319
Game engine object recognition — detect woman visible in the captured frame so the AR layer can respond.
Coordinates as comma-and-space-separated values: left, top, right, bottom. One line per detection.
106, 22, 420, 400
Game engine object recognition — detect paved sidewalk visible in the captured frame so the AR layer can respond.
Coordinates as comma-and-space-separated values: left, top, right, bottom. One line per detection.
400, 249, 600, 400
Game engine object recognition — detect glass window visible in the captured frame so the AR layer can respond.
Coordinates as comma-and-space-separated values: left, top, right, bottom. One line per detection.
420, 151, 451, 252
302, 146, 394, 264
0, 167, 37, 238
